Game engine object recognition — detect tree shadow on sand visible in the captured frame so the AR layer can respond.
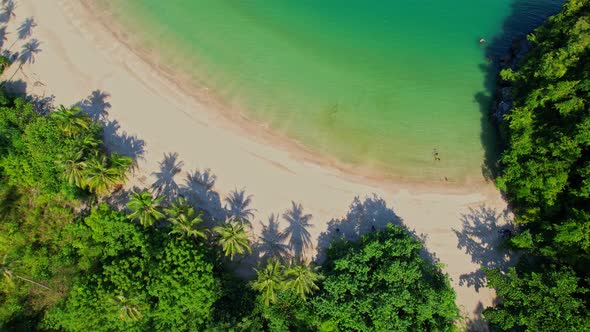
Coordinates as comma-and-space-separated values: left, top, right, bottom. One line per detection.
0, 1, 16, 24
282, 201, 313, 258
224, 188, 256, 224
151, 152, 184, 201
475, 0, 564, 181
453, 205, 517, 292
316, 194, 402, 260
459, 301, 496, 332
180, 168, 225, 224
1, 79, 54, 115
16, 17, 35, 40
77, 90, 145, 161
315, 194, 440, 265
254, 213, 290, 264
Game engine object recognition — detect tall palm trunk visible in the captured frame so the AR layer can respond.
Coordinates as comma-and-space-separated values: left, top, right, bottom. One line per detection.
15, 274, 51, 290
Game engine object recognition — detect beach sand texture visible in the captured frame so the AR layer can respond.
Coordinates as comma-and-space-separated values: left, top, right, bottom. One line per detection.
4, 0, 515, 326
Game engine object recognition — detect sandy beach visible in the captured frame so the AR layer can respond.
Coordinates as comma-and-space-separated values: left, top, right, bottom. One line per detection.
6, 0, 512, 326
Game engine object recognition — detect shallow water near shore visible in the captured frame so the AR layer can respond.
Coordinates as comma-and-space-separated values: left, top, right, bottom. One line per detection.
101, 0, 563, 182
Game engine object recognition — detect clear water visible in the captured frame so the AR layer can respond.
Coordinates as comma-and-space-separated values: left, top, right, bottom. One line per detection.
102, 0, 563, 182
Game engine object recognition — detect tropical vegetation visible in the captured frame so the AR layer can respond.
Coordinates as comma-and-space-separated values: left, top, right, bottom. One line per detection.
484, 0, 590, 330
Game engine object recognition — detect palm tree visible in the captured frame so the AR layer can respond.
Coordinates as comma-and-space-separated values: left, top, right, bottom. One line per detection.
127, 190, 165, 227
213, 221, 252, 260
257, 214, 290, 262
109, 153, 135, 178
285, 262, 322, 300
83, 154, 122, 196
112, 294, 144, 322
252, 260, 285, 306
165, 197, 207, 240
225, 189, 256, 224
51, 105, 91, 138
56, 150, 87, 188
79, 135, 100, 153
283, 202, 313, 257
163, 196, 190, 217
1, 253, 51, 290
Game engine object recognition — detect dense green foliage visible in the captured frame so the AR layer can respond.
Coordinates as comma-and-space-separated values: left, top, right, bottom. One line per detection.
0, 89, 131, 328
0, 87, 458, 331
314, 224, 458, 332
43, 205, 220, 331
486, 0, 590, 330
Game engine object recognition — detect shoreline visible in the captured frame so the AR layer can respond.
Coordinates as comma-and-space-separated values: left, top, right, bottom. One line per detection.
80, 0, 491, 191
12, 0, 510, 326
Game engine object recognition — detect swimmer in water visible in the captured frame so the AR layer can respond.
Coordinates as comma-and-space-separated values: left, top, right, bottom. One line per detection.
479, 38, 486, 43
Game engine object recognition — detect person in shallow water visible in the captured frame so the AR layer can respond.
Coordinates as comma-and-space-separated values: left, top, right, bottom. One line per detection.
433, 148, 441, 161
479, 38, 486, 43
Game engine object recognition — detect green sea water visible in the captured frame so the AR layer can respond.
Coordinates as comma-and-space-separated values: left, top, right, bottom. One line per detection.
103, 0, 563, 182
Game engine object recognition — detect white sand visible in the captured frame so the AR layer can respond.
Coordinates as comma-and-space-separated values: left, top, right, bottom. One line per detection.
6, 0, 512, 326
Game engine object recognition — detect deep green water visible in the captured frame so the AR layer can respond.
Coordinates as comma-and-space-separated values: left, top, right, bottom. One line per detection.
104, 0, 563, 182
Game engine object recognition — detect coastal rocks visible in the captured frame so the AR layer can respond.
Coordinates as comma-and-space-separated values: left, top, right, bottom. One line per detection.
492, 37, 531, 124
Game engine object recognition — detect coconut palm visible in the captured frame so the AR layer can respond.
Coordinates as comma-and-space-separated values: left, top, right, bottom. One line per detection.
127, 190, 165, 227
213, 221, 252, 260
112, 294, 144, 322
224, 189, 256, 224
257, 214, 290, 262
51, 105, 91, 137
1, 253, 51, 290
163, 196, 191, 218
83, 154, 123, 196
165, 197, 207, 240
56, 150, 87, 188
252, 260, 285, 306
283, 202, 313, 257
79, 135, 100, 153
285, 262, 322, 300
109, 153, 135, 177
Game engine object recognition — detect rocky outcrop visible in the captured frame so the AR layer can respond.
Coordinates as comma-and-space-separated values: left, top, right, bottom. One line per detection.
492, 37, 532, 124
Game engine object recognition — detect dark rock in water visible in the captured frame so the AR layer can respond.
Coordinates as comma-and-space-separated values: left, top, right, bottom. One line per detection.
500, 87, 513, 102
496, 101, 513, 123
492, 36, 530, 123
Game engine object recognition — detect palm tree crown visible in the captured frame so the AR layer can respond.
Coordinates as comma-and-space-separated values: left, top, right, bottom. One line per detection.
84, 153, 130, 196
56, 150, 86, 188
165, 197, 206, 240
51, 105, 91, 138
285, 263, 322, 300
213, 221, 252, 260
127, 190, 165, 227
112, 294, 144, 322
252, 260, 284, 306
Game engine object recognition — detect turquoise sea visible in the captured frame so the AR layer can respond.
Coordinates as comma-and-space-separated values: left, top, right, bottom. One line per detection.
102, 0, 563, 182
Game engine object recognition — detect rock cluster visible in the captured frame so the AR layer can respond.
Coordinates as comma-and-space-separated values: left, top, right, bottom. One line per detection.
492, 37, 532, 123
